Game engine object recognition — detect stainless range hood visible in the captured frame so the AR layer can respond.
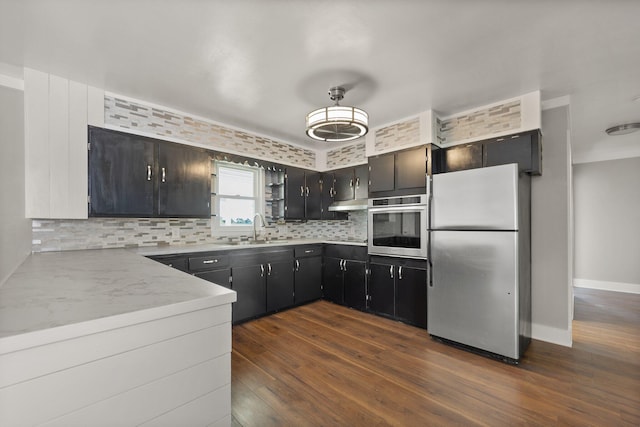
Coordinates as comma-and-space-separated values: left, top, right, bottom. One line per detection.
328, 199, 368, 212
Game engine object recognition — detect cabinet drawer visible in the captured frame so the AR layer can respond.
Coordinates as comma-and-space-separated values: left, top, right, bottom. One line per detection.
189, 254, 229, 271
231, 249, 293, 267
324, 244, 367, 261
148, 255, 188, 272
295, 245, 322, 258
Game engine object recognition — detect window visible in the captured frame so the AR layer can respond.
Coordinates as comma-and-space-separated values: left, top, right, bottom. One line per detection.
213, 162, 263, 232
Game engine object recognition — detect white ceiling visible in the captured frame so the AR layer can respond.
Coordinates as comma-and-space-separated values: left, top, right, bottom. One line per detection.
1, 0, 639, 162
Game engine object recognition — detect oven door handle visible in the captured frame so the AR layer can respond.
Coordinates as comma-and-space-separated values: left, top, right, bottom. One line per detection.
369, 205, 427, 214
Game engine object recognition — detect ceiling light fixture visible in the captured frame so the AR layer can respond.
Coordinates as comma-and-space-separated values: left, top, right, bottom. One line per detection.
605, 122, 640, 136
306, 86, 368, 142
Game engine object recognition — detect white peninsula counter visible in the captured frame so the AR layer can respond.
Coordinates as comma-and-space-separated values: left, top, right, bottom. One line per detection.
0, 249, 236, 427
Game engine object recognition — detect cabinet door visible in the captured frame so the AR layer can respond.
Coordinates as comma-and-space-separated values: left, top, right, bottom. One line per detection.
294, 256, 323, 304
285, 167, 306, 220
333, 168, 354, 201
484, 134, 534, 173
149, 255, 188, 272
231, 264, 266, 323
354, 164, 369, 199
194, 268, 232, 289
396, 266, 427, 328
368, 262, 395, 317
322, 257, 344, 304
266, 261, 295, 312
158, 143, 210, 217
88, 128, 155, 217
368, 154, 395, 193
396, 147, 426, 190
305, 171, 322, 220
320, 173, 347, 220
444, 144, 483, 173
343, 260, 367, 311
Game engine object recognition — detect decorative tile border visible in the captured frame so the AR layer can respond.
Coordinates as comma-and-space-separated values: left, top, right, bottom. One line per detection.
105, 96, 316, 168
32, 212, 366, 252
439, 100, 521, 145
326, 142, 367, 169
374, 117, 421, 152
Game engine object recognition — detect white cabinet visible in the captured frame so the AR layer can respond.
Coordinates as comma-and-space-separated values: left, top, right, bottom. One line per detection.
24, 68, 104, 219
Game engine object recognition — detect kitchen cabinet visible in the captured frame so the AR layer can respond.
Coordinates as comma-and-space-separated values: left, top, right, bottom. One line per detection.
320, 172, 347, 220
368, 256, 427, 329
88, 126, 211, 218
231, 249, 294, 323
368, 145, 429, 197
188, 253, 231, 289
436, 130, 542, 175
294, 245, 323, 304
147, 254, 189, 272
322, 245, 367, 310
284, 167, 322, 220
333, 165, 368, 201
265, 166, 286, 223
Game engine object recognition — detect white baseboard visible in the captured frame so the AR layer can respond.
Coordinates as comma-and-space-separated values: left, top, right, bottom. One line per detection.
531, 323, 572, 347
573, 278, 640, 294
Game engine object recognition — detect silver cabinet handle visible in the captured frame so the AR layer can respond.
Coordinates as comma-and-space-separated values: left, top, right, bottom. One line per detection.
295, 259, 300, 272
389, 265, 394, 279
202, 259, 218, 264
343, 259, 347, 272
306, 186, 309, 197
161, 167, 166, 183
355, 177, 360, 188
147, 165, 152, 181
304, 249, 313, 254
398, 266, 403, 280
300, 186, 304, 197
260, 264, 265, 277
267, 263, 272, 276
349, 178, 353, 188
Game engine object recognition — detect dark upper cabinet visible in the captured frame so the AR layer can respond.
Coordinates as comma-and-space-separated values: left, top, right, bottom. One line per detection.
443, 143, 483, 173
320, 172, 346, 220
368, 145, 427, 197
333, 165, 368, 201
158, 142, 211, 217
88, 126, 210, 218
484, 131, 542, 175
284, 167, 322, 220
435, 130, 542, 175
89, 128, 155, 216
368, 154, 395, 193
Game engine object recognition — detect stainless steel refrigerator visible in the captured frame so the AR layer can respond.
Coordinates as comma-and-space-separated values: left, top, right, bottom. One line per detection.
428, 163, 531, 362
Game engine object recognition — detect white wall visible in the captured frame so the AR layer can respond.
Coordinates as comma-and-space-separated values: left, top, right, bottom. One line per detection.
0, 85, 31, 284
573, 157, 640, 293
531, 105, 572, 346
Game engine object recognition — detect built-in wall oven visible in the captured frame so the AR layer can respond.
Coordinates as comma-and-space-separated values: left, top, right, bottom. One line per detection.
367, 194, 428, 259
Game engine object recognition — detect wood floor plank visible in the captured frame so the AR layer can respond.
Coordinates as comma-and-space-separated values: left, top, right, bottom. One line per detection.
232, 288, 640, 426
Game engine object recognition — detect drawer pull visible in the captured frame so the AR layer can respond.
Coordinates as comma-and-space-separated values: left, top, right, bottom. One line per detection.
304, 249, 314, 254
203, 259, 218, 264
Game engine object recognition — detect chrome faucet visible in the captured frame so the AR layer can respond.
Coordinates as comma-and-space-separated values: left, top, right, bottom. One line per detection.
253, 213, 267, 241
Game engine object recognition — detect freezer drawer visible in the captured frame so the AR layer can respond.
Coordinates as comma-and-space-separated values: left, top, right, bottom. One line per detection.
428, 230, 520, 359
432, 163, 519, 230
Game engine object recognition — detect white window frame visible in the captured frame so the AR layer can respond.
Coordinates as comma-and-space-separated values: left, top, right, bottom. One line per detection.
212, 161, 264, 235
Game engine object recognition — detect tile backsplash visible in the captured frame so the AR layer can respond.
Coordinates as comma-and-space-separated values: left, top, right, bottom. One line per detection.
32, 211, 367, 252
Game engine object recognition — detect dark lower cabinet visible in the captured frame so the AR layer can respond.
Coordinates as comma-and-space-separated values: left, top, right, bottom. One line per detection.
343, 260, 367, 311
193, 268, 231, 289
395, 265, 427, 329
294, 245, 323, 304
148, 254, 188, 272
323, 245, 368, 310
266, 261, 295, 312
368, 262, 396, 318
322, 257, 345, 304
232, 264, 267, 323
368, 256, 428, 329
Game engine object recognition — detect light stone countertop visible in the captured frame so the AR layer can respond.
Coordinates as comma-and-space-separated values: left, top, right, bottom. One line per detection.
0, 249, 236, 354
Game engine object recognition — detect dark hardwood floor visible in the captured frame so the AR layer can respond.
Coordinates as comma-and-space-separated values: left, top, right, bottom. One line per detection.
231, 288, 640, 426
